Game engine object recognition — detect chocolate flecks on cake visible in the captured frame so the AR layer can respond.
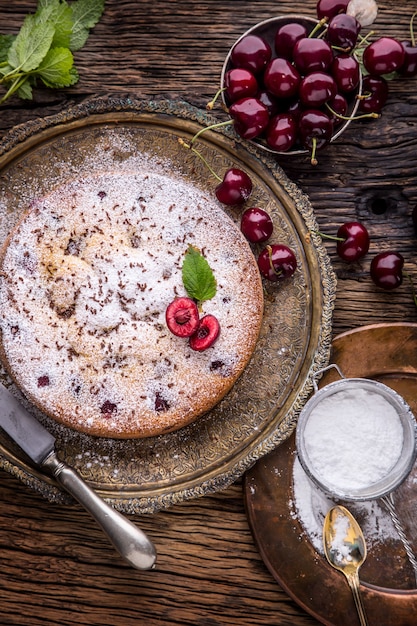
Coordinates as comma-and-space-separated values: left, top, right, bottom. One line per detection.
100, 400, 117, 417
37, 375, 50, 387
154, 392, 170, 412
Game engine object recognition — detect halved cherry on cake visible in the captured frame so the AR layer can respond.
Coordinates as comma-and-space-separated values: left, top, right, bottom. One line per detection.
165, 297, 200, 337
189, 314, 220, 351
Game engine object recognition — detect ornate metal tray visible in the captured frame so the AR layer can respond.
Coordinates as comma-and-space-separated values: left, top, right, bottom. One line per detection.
0, 98, 335, 513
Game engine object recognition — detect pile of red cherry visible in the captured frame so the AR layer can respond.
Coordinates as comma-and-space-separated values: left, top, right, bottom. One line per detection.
220, 0, 417, 164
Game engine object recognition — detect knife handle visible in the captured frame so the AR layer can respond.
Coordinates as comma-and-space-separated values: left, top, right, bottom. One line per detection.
42, 451, 157, 571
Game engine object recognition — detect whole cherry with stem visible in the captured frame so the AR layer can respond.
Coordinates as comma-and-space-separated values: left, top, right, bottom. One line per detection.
357, 75, 389, 114
399, 10, 417, 77
312, 221, 370, 262
257, 244, 297, 282
178, 137, 252, 205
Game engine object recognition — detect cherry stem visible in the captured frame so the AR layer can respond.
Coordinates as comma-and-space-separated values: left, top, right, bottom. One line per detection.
309, 17, 328, 38
332, 44, 353, 53
326, 103, 380, 120
206, 87, 226, 111
410, 11, 417, 48
310, 229, 344, 243
178, 138, 222, 182
352, 31, 376, 62
190, 119, 233, 145
310, 137, 318, 166
266, 245, 282, 277
356, 30, 376, 48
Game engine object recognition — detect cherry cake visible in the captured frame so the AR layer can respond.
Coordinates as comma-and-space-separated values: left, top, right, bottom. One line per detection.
0, 169, 264, 438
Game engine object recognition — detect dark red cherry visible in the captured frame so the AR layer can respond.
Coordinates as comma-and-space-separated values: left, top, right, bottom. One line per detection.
327, 93, 348, 125
299, 71, 337, 107
224, 68, 258, 103
256, 89, 280, 116
189, 314, 220, 351
286, 98, 304, 121
336, 222, 370, 262
363, 37, 406, 75
228, 97, 270, 139
264, 57, 301, 99
398, 40, 417, 77
240, 207, 273, 243
298, 109, 334, 164
266, 113, 298, 152
331, 54, 360, 92
370, 251, 404, 290
230, 34, 272, 74
166, 297, 200, 337
274, 22, 307, 60
316, 0, 350, 20
215, 168, 253, 205
326, 14, 361, 51
358, 75, 388, 113
293, 38, 333, 73
257, 244, 297, 282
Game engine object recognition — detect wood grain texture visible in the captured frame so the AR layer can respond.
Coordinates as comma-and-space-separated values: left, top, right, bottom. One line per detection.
0, 1, 416, 624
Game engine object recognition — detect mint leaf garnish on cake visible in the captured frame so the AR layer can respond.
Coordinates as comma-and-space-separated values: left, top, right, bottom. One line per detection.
182, 245, 217, 304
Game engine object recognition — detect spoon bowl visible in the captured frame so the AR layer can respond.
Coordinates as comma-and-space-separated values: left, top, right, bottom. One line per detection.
323, 505, 369, 626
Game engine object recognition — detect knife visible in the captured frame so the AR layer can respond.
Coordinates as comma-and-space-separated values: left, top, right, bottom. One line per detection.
0, 382, 157, 570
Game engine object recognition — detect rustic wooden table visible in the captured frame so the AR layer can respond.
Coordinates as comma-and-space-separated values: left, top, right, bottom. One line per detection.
0, 1, 416, 624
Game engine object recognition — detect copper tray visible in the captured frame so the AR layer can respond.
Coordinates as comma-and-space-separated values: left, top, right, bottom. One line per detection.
244, 323, 417, 626
0, 98, 335, 513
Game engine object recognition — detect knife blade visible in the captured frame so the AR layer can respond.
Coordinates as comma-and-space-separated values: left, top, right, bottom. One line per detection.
0, 382, 156, 570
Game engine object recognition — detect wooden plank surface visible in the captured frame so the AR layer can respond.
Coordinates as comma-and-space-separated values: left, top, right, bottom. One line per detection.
0, 1, 416, 624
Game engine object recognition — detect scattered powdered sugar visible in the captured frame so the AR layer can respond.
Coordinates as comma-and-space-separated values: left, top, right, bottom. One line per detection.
302, 387, 404, 492
291, 456, 399, 554
327, 512, 353, 566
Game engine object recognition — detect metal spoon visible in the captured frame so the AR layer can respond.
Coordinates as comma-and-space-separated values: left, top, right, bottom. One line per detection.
323, 505, 369, 626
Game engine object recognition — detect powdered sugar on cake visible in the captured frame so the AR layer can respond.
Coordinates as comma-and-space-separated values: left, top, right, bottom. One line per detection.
0, 168, 263, 438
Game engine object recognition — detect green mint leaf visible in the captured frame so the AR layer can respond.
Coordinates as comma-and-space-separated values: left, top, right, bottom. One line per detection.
7, 14, 55, 72
69, 0, 105, 51
36, 47, 77, 87
182, 245, 217, 303
17, 78, 33, 100
0, 63, 14, 77
35, 0, 74, 49
0, 35, 15, 63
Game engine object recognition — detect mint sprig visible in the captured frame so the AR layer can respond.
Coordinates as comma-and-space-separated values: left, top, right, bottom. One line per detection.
0, 0, 104, 104
182, 245, 217, 304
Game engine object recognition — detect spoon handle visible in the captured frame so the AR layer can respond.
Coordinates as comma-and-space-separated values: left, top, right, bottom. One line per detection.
346, 572, 369, 626
381, 493, 417, 585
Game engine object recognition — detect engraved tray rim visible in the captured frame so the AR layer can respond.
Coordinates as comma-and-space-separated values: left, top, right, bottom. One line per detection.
0, 97, 336, 513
